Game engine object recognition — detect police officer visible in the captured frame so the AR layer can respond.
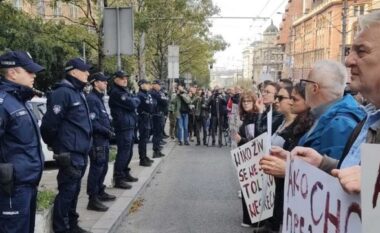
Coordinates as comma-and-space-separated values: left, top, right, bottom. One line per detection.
150, 79, 168, 158
41, 58, 92, 233
109, 70, 140, 189
137, 79, 154, 166
86, 72, 116, 212
0, 51, 44, 233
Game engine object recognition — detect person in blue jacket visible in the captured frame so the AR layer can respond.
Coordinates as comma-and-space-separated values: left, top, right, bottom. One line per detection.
137, 79, 154, 166
109, 70, 140, 189
40, 58, 92, 233
297, 60, 366, 160
86, 72, 116, 212
150, 79, 168, 158
0, 51, 45, 233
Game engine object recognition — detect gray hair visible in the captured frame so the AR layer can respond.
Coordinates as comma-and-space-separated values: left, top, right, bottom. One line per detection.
358, 10, 380, 30
311, 60, 347, 97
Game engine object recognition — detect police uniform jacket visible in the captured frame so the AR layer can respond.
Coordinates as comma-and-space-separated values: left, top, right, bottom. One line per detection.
41, 75, 92, 155
86, 89, 112, 146
109, 84, 140, 132
0, 80, 44, 186
150, 89, 168, 115
137, 90, 154, 128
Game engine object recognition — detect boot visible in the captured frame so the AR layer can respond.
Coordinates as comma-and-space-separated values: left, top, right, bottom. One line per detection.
114, 179, 132, 189
87, 197, 109, 212
124, 172, 138, 182
139, 157, 152, 167
147, 157, 154, 163
70, 225, 92, 233
98, 191, 116, 201
153, 151, 164, 158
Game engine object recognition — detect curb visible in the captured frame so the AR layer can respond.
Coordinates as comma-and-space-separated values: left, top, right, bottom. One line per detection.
91, 142, 176, 233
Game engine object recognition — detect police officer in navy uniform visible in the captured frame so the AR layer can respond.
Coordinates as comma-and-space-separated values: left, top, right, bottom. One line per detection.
109, 70, 140, 189
150, 79, 168, 158
86, 72, 116, 212
40, 58, 92, 233
0, 51, 44, 233
137, 79, 154, 166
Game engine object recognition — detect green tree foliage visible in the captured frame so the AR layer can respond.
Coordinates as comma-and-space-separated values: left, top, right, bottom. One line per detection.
137, 0, 227, 87
0, 3, 97, 91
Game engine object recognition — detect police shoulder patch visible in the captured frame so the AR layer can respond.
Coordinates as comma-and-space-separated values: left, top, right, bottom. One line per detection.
53, 105, 62, 115
89, 112, 96, 120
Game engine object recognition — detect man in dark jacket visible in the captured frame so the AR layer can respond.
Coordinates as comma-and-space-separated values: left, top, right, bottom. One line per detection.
109, 70, 140, 189
41, 58, 92, 233
207, 87, 227, 147
137, 79, 154, 166
0, 51, 45, 233
86, 72, 116, 212
150, 79, 168, 158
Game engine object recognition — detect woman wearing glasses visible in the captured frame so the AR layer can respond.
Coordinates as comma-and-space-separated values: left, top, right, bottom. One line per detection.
258, 83, 314, 233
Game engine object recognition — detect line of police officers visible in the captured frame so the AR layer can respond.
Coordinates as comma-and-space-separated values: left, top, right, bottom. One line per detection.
0, 50, 168, 233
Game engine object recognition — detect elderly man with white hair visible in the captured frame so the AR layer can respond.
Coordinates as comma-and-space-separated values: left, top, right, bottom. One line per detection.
294, 60, 366, 159
290, 11, 380, 194
258, 60, 365, 233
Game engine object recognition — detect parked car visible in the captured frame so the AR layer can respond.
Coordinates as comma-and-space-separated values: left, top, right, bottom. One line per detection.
29, 97, 54, 162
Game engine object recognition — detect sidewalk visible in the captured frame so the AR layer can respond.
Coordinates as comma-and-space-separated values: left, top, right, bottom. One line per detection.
38, 139, 177, 233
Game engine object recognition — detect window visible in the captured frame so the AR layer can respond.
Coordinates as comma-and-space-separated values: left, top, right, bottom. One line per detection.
37, 0, 45, 16
354, 5, 365, 17
70, 4, 78, 19
53, 1, 62, 17
13, 0, 23, 10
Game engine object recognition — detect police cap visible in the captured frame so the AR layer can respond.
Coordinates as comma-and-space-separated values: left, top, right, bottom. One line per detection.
88, 72, 109, 83
64, 58, 91, 72
138, 79, 150, 86
0, 51, 45, 73
152, 79, 162, 85
113, 70, 129, 78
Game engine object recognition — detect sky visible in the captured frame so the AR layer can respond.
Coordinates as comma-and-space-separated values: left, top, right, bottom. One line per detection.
210, 0, 287, 70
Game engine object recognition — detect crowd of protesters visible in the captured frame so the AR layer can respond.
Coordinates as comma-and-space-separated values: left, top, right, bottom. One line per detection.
228, 11, 380, 233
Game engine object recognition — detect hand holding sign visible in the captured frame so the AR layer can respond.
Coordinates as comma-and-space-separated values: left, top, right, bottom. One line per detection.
290, 146, 323, 167
331, 166, 361, 194
260, 155, 286, 177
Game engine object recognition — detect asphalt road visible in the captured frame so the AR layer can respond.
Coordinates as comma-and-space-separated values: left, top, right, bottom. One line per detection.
115, 143, 253, 233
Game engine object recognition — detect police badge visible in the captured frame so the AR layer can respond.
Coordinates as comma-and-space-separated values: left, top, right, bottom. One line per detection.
53, 105, 61, 114
89, 113, 96, 120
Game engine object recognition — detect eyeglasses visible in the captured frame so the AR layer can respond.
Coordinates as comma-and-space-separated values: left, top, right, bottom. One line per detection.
300, 79, 318, 86
275, 95, 290, 102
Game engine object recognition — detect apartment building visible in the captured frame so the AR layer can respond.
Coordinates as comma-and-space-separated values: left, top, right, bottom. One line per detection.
278, 0, 371, 80
7, 0, 96, 22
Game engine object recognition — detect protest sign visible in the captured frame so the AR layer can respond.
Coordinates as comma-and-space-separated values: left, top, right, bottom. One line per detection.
361, 144, 380, 233
231, 133, 275, 223
283, 157, 361, 233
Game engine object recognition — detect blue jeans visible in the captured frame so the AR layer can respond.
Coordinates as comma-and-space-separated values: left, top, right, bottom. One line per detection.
176, 113, 189, 143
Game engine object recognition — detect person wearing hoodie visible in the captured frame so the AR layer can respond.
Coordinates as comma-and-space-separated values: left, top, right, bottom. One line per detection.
0, 51, 45, 233
41, 58, 92, 233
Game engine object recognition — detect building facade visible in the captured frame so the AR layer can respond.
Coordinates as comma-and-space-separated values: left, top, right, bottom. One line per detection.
242, 45, 254, 80
279, 0, 371, 80
251, 21, 283, 84
6, 0, 95, 22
